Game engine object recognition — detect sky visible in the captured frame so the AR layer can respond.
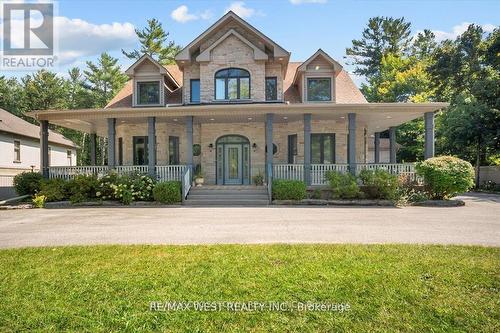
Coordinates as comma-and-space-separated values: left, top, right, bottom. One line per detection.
1, 0, 499, 86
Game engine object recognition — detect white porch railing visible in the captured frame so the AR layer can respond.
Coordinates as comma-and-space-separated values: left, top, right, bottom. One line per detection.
115, 165, 148, 174
273, 163, 418, 185
311, 164, 349, 185
273, 164, 304, 181
156, 165, 186, 182
48, 165, 186, 181
49, 166, 109, 179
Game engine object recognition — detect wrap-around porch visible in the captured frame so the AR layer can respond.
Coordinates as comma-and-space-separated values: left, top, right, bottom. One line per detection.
35, 103, 443, 192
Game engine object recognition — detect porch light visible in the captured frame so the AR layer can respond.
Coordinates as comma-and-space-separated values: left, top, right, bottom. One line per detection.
283, 116, 288, 120
208, 143, 214, 152
315, 65, 320, 70
248, 117, 253, 121
252, 143, 257, 151
210, 118, 215, 121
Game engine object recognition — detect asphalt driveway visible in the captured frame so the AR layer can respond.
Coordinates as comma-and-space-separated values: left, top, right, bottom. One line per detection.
0, 193, 499, 248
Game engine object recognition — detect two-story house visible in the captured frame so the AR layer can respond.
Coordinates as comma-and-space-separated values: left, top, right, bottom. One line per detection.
32, 11, 446, 195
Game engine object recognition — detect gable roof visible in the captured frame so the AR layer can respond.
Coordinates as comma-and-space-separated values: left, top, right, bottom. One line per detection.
175, 11, 290, 63
124, 54, 180, 87
196, 29, 268, 62
0, 108, 77, 148
293, 49, 343, 85
106, 64, 183, 108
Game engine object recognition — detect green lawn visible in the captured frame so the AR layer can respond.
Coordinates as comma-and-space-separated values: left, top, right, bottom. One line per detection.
0, 245, 498, 332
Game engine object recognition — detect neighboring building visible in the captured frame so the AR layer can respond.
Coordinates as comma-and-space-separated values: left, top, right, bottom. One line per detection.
0, 108, 77, 198
31, 11, 446, 190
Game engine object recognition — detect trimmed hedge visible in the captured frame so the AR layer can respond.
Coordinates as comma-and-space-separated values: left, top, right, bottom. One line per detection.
153, 181, 182, 204
66, 175, 99, 203
39, 178, 68, 202
272, 180, 306, 200
13, 172, 43, 196
416, 156, 475, 199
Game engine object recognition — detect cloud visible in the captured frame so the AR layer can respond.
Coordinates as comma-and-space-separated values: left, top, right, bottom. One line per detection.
429, 22, 497, 42
0, 15, 137, 66
225, 1, 263, 18
289, 0, 327, 4
171, 5, 212, 23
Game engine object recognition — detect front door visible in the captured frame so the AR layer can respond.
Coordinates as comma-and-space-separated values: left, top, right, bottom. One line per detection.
224, 144, 243, 184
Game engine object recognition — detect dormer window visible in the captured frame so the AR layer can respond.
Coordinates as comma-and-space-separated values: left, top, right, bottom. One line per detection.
307, 78, 331, 102
137, 81, 160, 105
215, 68, 250, 100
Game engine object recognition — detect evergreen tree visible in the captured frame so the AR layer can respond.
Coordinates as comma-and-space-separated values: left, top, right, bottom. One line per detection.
122, 18, 181, 65
84, 52, 128, 107
346, 16, 412, 78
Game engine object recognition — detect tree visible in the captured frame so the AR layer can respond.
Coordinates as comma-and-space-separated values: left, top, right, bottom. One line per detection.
66, 67, 94, 109
346, 16, 412, 78
0, 76, 23, 117
122, 18, 181, 65
20, 70, 67, 113
84, 52, 128, 107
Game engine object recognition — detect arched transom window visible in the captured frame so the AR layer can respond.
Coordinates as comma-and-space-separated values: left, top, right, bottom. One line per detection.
215, 68, 250, 100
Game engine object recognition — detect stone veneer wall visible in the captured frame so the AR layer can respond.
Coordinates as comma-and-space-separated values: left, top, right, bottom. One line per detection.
114, 119, 366, 185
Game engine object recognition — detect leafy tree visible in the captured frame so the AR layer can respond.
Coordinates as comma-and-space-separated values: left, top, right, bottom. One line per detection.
346, 16, 412, 78
84, 52, 128, 107
122, 18, 181, 65
0, 76, 23, 117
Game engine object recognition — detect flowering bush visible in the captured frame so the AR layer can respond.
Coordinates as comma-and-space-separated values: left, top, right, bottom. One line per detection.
96, 172, 156, 204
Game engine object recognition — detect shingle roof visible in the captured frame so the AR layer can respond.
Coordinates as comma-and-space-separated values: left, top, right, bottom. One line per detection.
106, 61, 366, 108
106, 65, 183, 109
0, 108, 77, 148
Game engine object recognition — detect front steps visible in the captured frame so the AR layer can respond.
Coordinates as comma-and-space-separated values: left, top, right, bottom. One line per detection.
184, 185, 269, 206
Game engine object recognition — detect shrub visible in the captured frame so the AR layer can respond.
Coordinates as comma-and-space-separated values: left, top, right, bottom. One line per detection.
359, 169, 399, 200
13, 172, 43, 196
32, 194, 46, 208
272, 180, 306, 201
416, 156, 475, 199
97, 172, 155, 204
66, 174, 99, 203
153, 181, 182, 204
325, 171, 361, 199
39, 178, 68, 202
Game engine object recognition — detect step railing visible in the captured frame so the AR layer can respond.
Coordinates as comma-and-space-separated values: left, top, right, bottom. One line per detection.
181, 166, 192, 203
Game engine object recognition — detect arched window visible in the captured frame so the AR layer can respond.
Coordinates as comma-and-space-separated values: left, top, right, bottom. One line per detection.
215, 68, 250, 100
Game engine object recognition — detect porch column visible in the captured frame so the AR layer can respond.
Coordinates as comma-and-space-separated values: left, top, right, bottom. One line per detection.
374, 132, 381, 164
424, 112, 435, 159
148, 116, 156, 178
348, 113, 356, 174
389, 126, 397, 163
186, 116, 193, 170
40, 120, 49, 178
266, 113, 274, 183
89, 133, 97, 165
303, 113, 311, 185
107, 118, 116, 168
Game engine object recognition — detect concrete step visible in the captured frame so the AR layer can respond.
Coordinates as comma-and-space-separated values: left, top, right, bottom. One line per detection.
184, 199, 269, 206
188, 194, 269, 200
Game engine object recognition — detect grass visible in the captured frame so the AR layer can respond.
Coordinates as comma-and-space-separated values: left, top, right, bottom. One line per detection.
0, 244, 498, 332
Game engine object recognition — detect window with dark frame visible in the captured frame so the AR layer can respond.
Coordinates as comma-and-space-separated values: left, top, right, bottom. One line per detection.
133, 136, 149, 165
118, 138, 123, 165
287, 134, 297, 164
265, 77, 277, 101
190, 79, 200, 103
311, 133, 335, 164
307, 78, 331, 102
169, 136, 179, 165
67, 150, 72, 165
215, 68, 250, 100
137, 81, 160, 105
13, 140, 20, 162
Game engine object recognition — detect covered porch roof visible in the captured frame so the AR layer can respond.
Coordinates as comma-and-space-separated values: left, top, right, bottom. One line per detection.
30, 102, 448, 137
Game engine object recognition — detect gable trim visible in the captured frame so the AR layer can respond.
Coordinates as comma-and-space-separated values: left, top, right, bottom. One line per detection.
196, 29, 268, 62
